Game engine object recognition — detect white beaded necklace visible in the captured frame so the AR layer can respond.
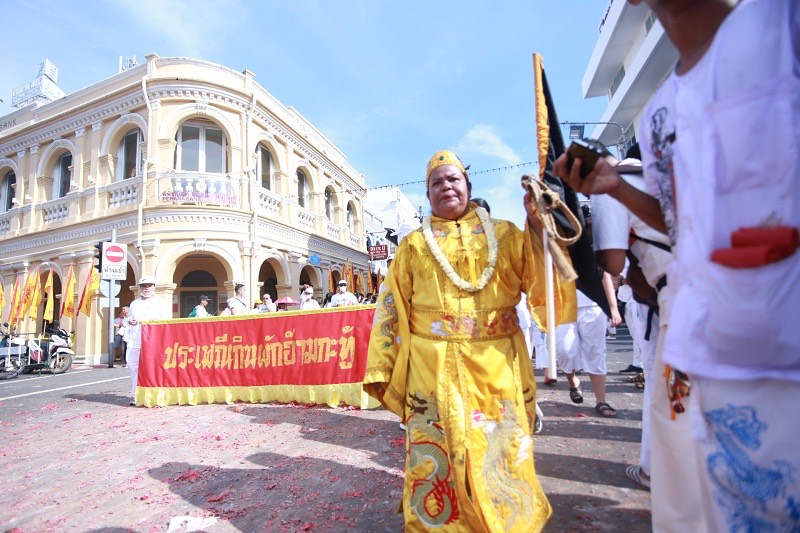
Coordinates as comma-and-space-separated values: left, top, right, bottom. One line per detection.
422, 206, 498, 292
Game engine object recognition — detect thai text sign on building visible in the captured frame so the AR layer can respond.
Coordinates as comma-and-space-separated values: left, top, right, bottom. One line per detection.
368, 245, 388, 260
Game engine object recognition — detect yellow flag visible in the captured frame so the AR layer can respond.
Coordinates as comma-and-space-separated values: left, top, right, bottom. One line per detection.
18, 267, 39, 320
0, 280, 5, 314
7, 275, 22, 328
346, 260, 355, 288
28, 273, 43, 322
43, 269, 54, 323
78, 268, 100, 317
355, 268, 364, 295
61, 265, 77, 319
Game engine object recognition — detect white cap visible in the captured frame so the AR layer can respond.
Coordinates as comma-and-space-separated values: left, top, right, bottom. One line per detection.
138, 276, 156, 286
338, 280, 347, 286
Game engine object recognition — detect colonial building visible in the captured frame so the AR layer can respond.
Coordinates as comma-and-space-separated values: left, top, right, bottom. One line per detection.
0, 54, 370, 363
581, 0, 678, 153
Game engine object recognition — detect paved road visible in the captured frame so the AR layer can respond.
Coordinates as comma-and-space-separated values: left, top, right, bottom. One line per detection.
0, 328, 650, 532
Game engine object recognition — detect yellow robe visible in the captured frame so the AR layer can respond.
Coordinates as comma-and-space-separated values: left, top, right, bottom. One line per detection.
364, 207, 576, 532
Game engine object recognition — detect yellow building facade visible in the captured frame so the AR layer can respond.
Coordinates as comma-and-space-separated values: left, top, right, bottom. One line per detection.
0, 54, 370, 364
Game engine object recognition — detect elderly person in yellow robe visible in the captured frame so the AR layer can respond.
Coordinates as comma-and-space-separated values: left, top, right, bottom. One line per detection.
364, 150, 576, 532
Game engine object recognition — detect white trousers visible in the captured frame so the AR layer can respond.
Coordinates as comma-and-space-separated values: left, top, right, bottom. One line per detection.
127, 347, 141, 398
691, 376, 800, 532
639, 311, 659, 476
649, 325, 709, 532
553, 305, 607, 375
625, 300, 647, 368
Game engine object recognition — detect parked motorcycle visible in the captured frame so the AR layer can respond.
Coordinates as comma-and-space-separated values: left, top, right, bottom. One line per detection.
23, 324, 74, 375
0, 322, 30, 380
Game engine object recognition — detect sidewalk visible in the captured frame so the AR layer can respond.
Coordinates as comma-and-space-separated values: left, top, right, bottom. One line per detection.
0, 329, 649, 532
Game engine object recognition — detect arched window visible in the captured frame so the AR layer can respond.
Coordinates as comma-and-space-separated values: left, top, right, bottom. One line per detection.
117, 128, 143, 180
180, 270, 217, 287
54, 152, 72, 199
174, 121, 227, 173
347, 203, 355, 232
325, 187, 334, 219
1, 171, 16, 212
256, 144, 272, 190
297, 170, 307, 208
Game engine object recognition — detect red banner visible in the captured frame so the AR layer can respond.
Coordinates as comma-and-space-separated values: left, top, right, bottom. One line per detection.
138, 306, 376, 406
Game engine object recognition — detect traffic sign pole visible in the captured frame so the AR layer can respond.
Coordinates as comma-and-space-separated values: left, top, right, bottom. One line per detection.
107, 229, 117, 368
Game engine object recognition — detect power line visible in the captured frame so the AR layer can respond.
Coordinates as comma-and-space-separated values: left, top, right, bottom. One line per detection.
148, 159, 535, 199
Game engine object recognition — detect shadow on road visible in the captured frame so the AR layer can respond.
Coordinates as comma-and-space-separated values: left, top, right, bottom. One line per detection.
66, 391, 131, 407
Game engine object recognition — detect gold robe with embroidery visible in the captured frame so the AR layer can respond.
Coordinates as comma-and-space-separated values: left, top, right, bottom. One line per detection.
364, 206, 576, 532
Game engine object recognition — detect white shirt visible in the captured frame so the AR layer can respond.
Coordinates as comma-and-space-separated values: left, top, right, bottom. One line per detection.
300, 297, 320, 310
639, 0, 800, 381
330, 290, 358, 307
228, 296, 249, 315
192, 304, 209, 318
126, 296, 169, 350
591, 169, 672, 308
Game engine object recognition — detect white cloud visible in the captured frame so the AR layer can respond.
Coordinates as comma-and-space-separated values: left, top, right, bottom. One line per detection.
455, 125, 521, 166
112, 0, 239, 58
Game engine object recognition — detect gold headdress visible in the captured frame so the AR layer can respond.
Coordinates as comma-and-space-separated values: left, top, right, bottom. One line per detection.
426, 150, 467, 187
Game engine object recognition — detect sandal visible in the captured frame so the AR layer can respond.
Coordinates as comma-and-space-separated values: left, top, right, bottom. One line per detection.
625, 465, 651, 489
543, 377, 557, 386
595, 402, 616, 418
569, 387, 584, 404
627, 373, 645, 383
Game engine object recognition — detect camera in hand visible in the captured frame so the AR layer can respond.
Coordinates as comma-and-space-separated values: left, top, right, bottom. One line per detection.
567, 139, 611, 180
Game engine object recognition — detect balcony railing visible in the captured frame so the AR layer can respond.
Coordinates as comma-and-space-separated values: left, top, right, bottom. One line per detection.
106, 178, 140, 208
0, 212, 11, 234
258, 187, 283, 217
325, 220, 340, 240
296, 205, 316, 230
42, 196, 70, 224
157, 171, 240, 207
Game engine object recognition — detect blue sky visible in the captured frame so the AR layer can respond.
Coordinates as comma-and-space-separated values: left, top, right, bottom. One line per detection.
1, 1, 609, 226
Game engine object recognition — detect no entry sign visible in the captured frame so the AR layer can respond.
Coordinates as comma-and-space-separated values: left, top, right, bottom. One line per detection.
101, 242, 128, 280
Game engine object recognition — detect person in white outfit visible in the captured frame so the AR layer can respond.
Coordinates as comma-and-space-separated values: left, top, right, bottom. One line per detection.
299, 285, 320, 310
559, 1, 800, 529
125, 276, 169, 406
227, 283, 249, 315
259, 293, 277, 313
189, 295, 210, 318
591, 147, 672, 491
516, 292, 545, 434
329, 280, 358, 307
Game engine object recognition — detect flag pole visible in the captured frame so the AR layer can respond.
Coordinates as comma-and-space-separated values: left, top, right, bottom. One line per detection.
543, 232, 558, 380
533, 53, 559, 379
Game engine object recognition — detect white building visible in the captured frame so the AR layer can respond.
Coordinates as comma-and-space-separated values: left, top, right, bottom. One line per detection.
364, 185, 420, 276
0, 54, 370, 363
581, 0, 678, 154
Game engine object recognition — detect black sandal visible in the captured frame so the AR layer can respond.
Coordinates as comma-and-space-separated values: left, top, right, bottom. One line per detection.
569, 387, 584, 404
595, 402, 617, 418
